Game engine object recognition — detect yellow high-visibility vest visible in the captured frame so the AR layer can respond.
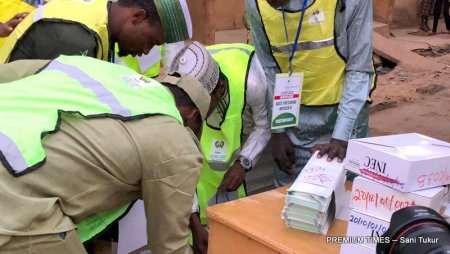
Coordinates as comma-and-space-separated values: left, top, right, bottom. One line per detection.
0, 0, 109, 63
0, 0, 34, 48
197, 43, 254, 224
257, 0, 346, 106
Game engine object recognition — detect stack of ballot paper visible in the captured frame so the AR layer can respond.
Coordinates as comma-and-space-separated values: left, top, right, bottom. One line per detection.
282, 151, 346, 234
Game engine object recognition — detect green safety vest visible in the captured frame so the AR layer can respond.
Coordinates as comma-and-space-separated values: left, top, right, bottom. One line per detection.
0, 55, 183, 241
197, 44, 254, 224
115, 45, 161, 78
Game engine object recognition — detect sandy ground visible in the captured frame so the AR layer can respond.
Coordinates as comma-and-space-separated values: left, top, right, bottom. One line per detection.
370, 29, 450, 142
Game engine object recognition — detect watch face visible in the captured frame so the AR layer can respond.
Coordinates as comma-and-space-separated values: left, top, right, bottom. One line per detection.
241, 158, 251, 168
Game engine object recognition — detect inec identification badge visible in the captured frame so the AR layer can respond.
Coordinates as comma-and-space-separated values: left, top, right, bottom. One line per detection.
210, 139, 227, 162
271, 73, 303, 129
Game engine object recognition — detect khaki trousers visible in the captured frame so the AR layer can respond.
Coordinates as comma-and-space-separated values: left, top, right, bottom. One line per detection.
0, 230, 86, 254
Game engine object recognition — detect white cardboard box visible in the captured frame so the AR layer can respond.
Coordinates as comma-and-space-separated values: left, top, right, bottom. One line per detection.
340, 243, 374, 254
344, 133, 450, 192
346, 209, 390, 250
351, 176, 446, 220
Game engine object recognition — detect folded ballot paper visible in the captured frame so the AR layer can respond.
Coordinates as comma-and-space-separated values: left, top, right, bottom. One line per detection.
282, 151, 346, 234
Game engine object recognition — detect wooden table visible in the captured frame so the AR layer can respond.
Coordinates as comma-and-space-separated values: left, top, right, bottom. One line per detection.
206, 186, 348, 254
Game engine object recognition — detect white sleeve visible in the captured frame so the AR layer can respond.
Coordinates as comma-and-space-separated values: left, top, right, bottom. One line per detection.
240, 54, 271, 164
192, 191, 199, 214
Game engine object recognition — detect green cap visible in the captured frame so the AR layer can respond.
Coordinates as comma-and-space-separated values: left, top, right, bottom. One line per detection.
155, 0, 192, 43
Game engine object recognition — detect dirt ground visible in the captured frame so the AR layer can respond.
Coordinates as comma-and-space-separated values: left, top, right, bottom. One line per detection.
370, 30, 450, 142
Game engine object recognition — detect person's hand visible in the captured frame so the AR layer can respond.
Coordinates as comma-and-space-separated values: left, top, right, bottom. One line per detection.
189, 213, 208, 254
310, 138, 348, 163
271, 132, 295, 175
0, 13, 28, 38
219, 161, 246, 192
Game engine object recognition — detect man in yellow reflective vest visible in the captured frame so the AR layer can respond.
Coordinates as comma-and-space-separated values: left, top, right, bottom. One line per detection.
0, 55, 210, 254
167, 41, 271, 254
246, 0, 376, 185
0, 0, 192, 63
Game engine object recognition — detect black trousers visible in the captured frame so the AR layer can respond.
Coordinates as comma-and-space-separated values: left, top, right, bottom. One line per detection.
433, 0, 450, 32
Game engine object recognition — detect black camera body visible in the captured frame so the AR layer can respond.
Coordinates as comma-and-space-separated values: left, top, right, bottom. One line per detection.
376, 206, 450, 254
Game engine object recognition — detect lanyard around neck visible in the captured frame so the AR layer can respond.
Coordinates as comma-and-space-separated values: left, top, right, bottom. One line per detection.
281, 0, 308, 75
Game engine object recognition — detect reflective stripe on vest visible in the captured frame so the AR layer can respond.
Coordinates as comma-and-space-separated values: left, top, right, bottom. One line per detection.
33, 4, 45, 21
271, 37, 334, 53
257, 0, 346, 106
45, 60, 132, 116
196, 43, 252, 224
0, 0, 109, 63
0, 55, 182, 176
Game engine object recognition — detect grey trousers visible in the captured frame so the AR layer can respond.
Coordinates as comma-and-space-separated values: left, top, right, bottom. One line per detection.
273, 103, 370, 187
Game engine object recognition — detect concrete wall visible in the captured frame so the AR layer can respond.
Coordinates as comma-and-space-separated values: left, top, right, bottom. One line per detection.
214, 0, 245, 31
189, 0, 422, 44
391, 0, 421, 28
373, 0, 396, 27
187, 0, 215, 45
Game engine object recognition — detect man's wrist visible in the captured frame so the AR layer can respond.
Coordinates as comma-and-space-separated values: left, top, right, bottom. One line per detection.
238, 156, 253, 172
189, 213, 201, 229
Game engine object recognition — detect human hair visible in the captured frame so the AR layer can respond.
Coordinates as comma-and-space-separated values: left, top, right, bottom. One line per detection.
118, 0, 161, 24
161, 83, 196, 109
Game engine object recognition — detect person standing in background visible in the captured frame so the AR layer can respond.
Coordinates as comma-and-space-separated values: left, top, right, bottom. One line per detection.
432, 0, 450, 34
417, 0, 434, 32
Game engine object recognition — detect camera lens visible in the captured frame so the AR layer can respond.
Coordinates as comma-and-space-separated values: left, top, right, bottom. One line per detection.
376, 206, 450, 254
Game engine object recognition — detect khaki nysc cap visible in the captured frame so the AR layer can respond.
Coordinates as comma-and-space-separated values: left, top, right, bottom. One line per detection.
160, 73, 211, 120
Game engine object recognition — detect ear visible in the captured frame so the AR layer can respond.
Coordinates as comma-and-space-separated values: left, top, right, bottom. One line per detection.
218, 78, 227, 96
131, 9, 148, 25
186, 107, 200, 126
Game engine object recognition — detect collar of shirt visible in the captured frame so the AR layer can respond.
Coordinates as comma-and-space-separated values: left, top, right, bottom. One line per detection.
279, 0, 315, 12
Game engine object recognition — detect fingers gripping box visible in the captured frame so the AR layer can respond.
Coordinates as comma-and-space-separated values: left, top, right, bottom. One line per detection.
350, 176, 446, 221
344, 133, 450, 192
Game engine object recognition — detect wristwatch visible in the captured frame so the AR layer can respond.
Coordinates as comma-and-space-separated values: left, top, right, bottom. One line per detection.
239, 156, 253, 172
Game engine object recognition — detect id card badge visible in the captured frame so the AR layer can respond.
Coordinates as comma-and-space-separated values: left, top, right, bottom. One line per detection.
271, 72, 303, 129
209, 139, 227, 162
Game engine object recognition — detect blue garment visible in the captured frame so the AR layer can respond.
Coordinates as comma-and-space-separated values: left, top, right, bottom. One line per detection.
245, 0, 375, 186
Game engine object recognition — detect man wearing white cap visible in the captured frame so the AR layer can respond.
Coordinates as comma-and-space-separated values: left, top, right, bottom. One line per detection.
0, 56, 209, 254
168, 41, 271, 253
0, 0, 192, 63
